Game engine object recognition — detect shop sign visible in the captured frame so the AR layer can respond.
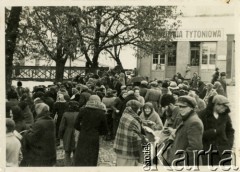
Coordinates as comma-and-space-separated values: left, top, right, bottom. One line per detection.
168, 28, 225, 41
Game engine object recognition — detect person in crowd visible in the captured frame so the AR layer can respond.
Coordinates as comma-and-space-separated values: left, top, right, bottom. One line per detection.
161, 81, 170, 95
102, 89, 117, 141
211, 67, 220, 84
168, 81, 179, 94
6, 118, 22, 167
134, 87, 145, 104
157, 80, 163, 89
21, 91, 34, 114
145, 81, 162, 113
219, 72, 227, 97
53, 93, 69, 146
184, 64, 192, 82
190, 72, 199, 89
59, 101, 80, 166
12, 106, 28, 133
42, 92, 55, 113
140, 102, 163, 130
74, 95, 108, 166
119, 90, 138, 118
196, 76, 206, 99
171, 90, 180, 102
139, 80, 148, 98
188, 90, 206, 113
198, 95, 234, 166
57, 86, 69, 97
161, 94, 182, 128
111, 90, 128, 138
119, 72, 126, 86
6, 90, 19, 118
203, 83, 218, 104
18, 101, 34, 128
176, 72, 185, 81
171, 75, 178, 83
213, 81, 226, 97
16, 81, 24, 99
166, 96, 203, 166
22, 103, 56, 166
78, 85, 91, 108
113, 75, 122, 96
114, 100, 144, 166
45, 86, 57, 102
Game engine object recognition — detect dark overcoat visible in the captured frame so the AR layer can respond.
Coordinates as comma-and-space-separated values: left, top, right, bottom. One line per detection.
74, 107, 108, 166
198, 107, 234, 165
23, 114, 56, 166
166, 111, 203, 166
59, 111, 79, 152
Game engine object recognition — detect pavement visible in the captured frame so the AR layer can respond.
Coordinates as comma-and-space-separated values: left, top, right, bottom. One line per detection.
56, 136, 116, 166
56, 86, 238, 166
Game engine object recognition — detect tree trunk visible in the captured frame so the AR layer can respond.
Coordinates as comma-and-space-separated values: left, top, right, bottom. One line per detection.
55, 59, 67, 83
5, 7, 22, 91
115, 57, 124, 70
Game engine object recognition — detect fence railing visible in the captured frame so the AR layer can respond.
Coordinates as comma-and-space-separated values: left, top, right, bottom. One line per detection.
12, 66, 109, 81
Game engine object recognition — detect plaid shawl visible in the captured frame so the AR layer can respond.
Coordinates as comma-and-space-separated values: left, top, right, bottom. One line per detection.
113, 107, 142, 158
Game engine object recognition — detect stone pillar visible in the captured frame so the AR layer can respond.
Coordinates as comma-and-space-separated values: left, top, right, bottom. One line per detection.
176, 41, 190, 75
226, 34, 234, 79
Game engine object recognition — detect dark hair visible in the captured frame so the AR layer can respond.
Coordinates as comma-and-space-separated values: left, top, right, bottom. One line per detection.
161, 94, 176, 107
17, 81, 22, 87
12, 106, 24, 122
68, 101, 79, 112
18, 101, 28, 110
6, 119, 15, 133
7, 91, 18, 100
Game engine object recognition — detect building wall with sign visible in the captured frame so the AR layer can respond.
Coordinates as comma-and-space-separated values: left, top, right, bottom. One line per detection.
137, 11, 236, 83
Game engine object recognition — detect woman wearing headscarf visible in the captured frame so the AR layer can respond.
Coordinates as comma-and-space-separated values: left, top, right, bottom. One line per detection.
114, 100, 144, 166
140, 102, 163, 131
22, 103, 56, 166
74, 95, 108, 166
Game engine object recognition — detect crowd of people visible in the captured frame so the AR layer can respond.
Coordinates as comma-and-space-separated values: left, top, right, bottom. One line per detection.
6, 68, 234, 167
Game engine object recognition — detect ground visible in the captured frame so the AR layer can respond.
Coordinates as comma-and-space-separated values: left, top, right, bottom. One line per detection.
56, 86, 238, 166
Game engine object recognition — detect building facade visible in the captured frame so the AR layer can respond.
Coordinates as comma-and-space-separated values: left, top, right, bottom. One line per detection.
137, 7, 235, 83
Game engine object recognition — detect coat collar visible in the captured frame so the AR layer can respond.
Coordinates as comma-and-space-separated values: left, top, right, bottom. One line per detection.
124, 107, 142, 124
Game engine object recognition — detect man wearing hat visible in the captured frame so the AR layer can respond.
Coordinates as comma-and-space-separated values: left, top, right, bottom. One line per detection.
198, 95, 234, 165
166, 96, 203, 166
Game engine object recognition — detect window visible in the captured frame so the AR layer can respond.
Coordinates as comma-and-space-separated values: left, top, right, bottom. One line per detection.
190, 42, 200, 66
153, 54, 159, 64
152, 42, 177, 69
160, 54, 165, 64
201, 42, 217, 65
